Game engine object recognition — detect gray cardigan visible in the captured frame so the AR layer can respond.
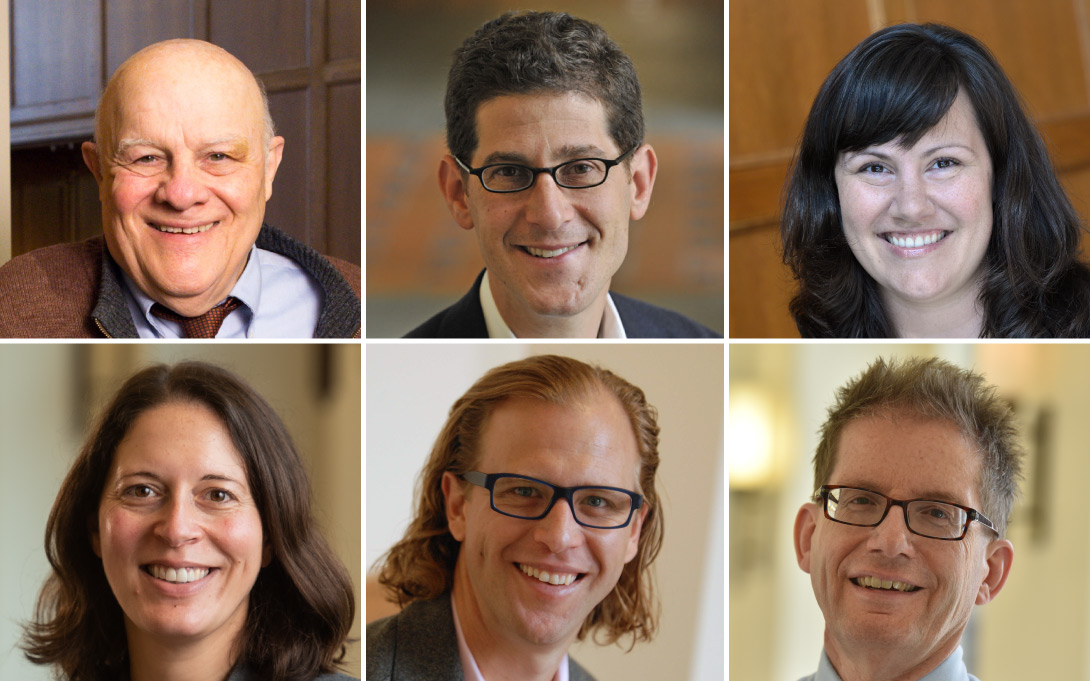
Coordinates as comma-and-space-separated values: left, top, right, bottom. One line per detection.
367, 596, 596, 681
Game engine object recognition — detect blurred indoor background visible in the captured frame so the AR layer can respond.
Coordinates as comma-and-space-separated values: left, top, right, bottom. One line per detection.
730, 343, 1090, 680
730, 0, 1090, 337
366, 343, 723, 681
0, 344, 361, 679
366, 0, 723, 337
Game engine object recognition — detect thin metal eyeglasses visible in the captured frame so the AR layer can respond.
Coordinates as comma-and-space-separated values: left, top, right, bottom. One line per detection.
454, 145, 639, 193
460, 471, 643, 529
818, 485, 997, 541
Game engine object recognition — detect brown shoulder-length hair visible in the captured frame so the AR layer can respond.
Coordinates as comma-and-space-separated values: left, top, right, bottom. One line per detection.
22, 362, 355, 681
375, 354, 663, 647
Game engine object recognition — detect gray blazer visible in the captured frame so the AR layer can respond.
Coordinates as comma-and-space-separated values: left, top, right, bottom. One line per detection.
366, 596, 596, 681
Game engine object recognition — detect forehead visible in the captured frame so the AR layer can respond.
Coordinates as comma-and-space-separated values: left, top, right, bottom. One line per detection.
473, 92, 614, 160
111, 401, 245, 475
845, 92, 986, 157
108, 53, 264, 144
830, 412, 981, 504
476, 392, 640, 486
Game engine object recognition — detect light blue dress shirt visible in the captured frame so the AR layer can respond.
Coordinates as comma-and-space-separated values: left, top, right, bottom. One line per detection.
121, 246, 323, 338
799, 646, 979, 681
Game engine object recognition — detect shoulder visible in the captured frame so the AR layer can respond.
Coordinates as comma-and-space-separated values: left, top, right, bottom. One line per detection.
367, 597, 462, 681
610, 292, 721, 338
569, 656, 599, 681
0, 237, 104, 338
403, 271, 488, 338
314, 673, 360, 681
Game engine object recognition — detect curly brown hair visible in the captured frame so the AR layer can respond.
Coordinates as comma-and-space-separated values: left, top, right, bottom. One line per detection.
374, 354, 663, 646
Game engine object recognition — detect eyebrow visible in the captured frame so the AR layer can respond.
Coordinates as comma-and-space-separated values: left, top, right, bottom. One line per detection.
114, 136, 251, 156
480, 144, 609, 166
117, 471, 245, 486
843, 144, 976, 163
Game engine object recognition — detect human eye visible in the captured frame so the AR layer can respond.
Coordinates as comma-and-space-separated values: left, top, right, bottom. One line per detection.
121, 483, 158, 501
205, 488, 238, 504
857, 162, 888, 175
511, 485, 539, 498
929, 157, 961, 172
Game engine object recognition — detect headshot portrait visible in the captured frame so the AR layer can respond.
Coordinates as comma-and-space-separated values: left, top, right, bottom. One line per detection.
730, 343, 1090, 680
366, 2, 722, 338
0, 344, 361, 680
366, 344, 723, 681
1, 4, 361, 338
730, 2, 1090, 338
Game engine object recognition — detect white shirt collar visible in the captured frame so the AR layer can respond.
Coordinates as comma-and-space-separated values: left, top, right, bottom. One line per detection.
479, 270, 626, 339
451, 593, 569, 681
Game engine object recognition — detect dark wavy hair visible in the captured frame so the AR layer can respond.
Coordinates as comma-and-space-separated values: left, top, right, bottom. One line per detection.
374, 354, 662, 647
782, 22, 1090, 337
444, 10, 644, 162
22, 362, 355, 681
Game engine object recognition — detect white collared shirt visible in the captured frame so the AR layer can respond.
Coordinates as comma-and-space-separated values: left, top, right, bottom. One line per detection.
479, 270, 626, 339
451, 593, 570, 681
121, 245, 322, 338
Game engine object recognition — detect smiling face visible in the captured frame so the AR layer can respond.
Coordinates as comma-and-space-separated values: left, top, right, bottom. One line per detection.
442, 392, 646, 652
439, 92, 656, 335
834, 92, 993, 317
83, 40, 284, 317
93, 401, 269, 648
795, 411, 1011, 674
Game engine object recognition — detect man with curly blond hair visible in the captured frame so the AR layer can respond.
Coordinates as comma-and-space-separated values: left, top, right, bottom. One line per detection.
368, 355, 663, 681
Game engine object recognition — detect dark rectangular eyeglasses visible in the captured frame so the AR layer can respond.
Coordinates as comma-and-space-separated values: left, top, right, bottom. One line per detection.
454, 145, 639, 193
461, 470, 643, 529
818, 485, 997, 541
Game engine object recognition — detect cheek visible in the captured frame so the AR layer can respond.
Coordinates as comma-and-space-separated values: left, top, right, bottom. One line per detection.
218, 514, 266, 566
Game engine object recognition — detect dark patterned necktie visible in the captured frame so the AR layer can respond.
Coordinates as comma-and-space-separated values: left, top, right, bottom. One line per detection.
151, 297, 242, 338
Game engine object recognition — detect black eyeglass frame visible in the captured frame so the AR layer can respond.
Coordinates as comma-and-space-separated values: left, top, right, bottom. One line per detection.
818, 484, 997, 541
453, 144, 640, 193
460, 470, 643, 529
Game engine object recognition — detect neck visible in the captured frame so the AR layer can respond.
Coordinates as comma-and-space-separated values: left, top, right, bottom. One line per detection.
883, 283, 984, 338
125, 621, 241, 681
824, 629, 960, 681
451, 562, 570, 681
489, 278, 607, 339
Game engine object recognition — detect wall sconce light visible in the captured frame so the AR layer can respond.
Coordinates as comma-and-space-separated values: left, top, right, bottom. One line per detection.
729, 384, 776, 491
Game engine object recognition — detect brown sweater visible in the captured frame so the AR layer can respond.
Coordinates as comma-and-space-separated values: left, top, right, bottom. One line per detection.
0, 226, 361, 338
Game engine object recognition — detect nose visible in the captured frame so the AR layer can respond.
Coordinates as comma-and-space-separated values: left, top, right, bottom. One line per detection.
523, 173, 574, 230
889, 172, 935, 223
866, 504, 914, 557
154, 496, 202, 547
154, 158, 211, 211
532, 497, 585, 554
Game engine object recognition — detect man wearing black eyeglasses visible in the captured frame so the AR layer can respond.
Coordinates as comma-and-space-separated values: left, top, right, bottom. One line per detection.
367, 355, 663, 680
404, 10, 719, 338
794, 357, 1020, 681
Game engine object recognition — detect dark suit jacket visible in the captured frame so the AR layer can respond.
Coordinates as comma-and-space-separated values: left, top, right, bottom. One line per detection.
366, 596, 597, 681
404, 270, 720, 338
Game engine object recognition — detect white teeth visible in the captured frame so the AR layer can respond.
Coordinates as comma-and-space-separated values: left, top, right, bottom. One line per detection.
525, 245, 578, 258
151, 222, 215, 235
518, 563, 577, 586
855, 575, 918, 592
148, 565, 211, 583
885, 231, 947, 248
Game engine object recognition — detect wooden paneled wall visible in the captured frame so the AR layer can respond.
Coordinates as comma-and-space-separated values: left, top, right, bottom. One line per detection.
729, 0, 1090, 337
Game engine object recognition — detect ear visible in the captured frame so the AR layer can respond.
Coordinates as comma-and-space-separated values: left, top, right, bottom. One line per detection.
623, 503, 649, 563
627, 143, 658, 221
82, 142, 104, 183
976, 537, 1014, 605
438, 155, 476, 230
794, 503, 819, 574
441, 471, 468, 542
264, 136, 286, 200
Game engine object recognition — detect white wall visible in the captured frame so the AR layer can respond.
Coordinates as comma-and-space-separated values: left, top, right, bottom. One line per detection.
365, 343, 724, 681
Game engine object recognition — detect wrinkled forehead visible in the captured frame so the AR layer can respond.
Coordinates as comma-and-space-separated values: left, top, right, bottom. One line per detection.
101, 47, 265, 149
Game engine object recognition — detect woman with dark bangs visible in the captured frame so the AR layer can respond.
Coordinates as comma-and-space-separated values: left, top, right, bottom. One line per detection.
782, 23, 1090, 337
21, 362, 357, 681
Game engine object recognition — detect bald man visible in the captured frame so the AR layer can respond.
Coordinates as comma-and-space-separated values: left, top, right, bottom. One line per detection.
0, 39, 360, 338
